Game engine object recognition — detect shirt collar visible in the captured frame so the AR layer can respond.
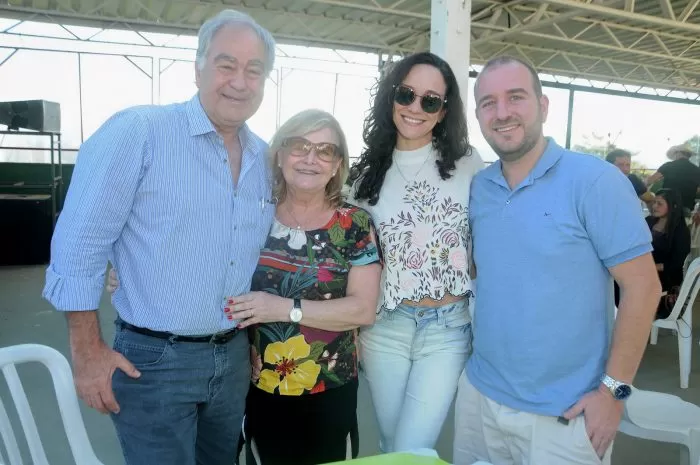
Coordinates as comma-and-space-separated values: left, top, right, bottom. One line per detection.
482, 137, 564, 190
186, 94, 216, 137
186, 93, 254, 150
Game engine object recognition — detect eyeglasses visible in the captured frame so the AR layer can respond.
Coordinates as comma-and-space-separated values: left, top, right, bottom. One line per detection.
281, 137, 341, 162
393, 84, 446, 114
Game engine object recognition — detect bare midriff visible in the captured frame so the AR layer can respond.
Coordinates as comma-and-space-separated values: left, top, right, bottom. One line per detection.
401, 292, 465, 308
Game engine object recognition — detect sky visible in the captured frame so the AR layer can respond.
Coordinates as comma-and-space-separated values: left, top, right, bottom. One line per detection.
1, 17, 699, 170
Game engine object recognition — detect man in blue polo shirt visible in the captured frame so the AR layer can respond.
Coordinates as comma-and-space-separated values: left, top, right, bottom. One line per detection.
454, 56, 661, 465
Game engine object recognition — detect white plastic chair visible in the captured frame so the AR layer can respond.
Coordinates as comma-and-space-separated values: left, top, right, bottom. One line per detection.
0, 343, 103, 465
649, 257, 700, 388
619, 387, 700, 465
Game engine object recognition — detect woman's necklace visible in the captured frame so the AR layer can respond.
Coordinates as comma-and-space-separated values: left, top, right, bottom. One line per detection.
284, 202, 305, 230
394, 150, 432, 185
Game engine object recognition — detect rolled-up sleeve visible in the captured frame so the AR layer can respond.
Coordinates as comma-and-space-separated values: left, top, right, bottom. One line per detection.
580, 167, 653, 269
43, 109, 149, 311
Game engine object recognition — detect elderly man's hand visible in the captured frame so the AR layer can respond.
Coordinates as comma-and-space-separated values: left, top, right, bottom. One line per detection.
72, 341, 141, 414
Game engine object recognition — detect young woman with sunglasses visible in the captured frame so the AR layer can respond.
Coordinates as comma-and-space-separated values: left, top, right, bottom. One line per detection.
349, 52, 484, 453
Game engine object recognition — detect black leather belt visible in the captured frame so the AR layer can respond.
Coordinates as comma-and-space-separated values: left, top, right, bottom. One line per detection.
120, 322, 240, 344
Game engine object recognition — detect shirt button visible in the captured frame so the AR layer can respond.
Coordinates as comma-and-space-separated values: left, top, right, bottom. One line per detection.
417, 311, 425, 317
223, 158, 227, 163
230, 260, 235, 266
506, 200, 511, 205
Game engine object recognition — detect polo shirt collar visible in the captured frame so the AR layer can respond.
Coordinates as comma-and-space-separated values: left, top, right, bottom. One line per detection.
482, 137, 564, 190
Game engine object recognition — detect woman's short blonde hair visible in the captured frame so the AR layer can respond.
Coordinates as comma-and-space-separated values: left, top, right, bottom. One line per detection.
269, 109, 350, 208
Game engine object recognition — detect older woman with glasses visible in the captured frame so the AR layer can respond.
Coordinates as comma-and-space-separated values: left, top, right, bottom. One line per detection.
225, 109, 382, 465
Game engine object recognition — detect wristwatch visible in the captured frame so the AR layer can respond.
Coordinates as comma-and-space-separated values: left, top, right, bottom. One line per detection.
289, 298, 303, 323
600, 374, 633, 400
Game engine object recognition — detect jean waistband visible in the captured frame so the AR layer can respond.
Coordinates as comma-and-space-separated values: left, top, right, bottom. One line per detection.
397, 298, 468, 313
118, 320, 240, 344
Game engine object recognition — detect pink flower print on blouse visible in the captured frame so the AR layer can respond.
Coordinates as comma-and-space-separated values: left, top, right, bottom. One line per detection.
317, 266, 333, 283
440, 229, 460, 248
406, 250, 426, 269
449, 249, 467, 271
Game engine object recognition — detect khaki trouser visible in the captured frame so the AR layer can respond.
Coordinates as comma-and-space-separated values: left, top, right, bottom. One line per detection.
453, 371, 613, 465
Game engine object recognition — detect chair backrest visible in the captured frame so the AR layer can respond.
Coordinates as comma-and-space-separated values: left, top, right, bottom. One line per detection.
0, 344, 103, 465
662, 256, 700, 322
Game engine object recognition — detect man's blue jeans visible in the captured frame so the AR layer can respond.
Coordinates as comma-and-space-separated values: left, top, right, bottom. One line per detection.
110, 323, 250, 465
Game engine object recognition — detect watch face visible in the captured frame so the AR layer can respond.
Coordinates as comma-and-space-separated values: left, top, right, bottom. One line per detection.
290, 308, 302, 323
614, 385, 632, 400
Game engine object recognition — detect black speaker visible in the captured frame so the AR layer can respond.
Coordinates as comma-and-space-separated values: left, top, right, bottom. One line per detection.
0, 193, 53, 266
0, 100, 61, 132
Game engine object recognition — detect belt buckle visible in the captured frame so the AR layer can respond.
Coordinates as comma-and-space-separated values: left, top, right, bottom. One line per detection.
210, 328, 237, 344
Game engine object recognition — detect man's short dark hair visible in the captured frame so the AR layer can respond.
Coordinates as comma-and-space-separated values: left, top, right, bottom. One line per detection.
605, 149, 632, 164
475, 56, 543, 98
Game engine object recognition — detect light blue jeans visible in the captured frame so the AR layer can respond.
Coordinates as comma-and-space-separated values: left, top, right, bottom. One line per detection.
359, 299, 472, 453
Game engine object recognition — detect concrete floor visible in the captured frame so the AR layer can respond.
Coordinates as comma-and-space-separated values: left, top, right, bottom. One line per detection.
1, 264, 698, 464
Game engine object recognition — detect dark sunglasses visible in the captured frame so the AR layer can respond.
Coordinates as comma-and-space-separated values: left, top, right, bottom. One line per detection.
281, 137, 341, 162
393, 84, 446, 114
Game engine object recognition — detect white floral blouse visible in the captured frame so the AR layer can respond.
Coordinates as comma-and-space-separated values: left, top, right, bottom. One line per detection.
352, 144, 484, 317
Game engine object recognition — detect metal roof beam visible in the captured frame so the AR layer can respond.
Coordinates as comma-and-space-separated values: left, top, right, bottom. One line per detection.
478, 41, 699, 91
516, 29, 700, 66
679, 0, 700, 21
477, 38, 697, 77
307, 0, 429, 19
473, 0, 620, 46
543, 0, 700, 34
473, 8, 579, 45
658, 0, 676, 19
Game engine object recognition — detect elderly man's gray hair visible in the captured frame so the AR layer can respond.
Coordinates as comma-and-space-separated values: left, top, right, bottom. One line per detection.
196, 9, 276, 74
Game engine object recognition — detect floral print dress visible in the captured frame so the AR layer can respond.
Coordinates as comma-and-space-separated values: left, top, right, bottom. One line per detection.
249, 203, 380, 396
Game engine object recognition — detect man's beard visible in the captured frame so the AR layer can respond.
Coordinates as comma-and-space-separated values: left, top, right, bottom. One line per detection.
486, 117, 543, 163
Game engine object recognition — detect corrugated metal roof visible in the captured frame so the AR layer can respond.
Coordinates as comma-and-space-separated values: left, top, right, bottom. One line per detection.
2, 0, 700, 91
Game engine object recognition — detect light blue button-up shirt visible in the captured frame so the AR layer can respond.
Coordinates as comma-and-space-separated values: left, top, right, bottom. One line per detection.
467, 138, 652, 416
43, 95, 275, 335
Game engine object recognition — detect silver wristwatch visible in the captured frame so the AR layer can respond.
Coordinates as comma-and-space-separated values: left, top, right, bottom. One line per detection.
601, 374, 632, 400
289, 298, 303, 323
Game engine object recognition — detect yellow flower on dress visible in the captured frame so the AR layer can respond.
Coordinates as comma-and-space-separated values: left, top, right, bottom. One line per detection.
258, 334, 321, 396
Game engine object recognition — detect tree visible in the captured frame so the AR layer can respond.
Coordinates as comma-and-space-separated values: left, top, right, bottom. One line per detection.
683, 135, 700, 165
573, 130, 649, 170
685, 135, 700, 153
572, 131, 621, 158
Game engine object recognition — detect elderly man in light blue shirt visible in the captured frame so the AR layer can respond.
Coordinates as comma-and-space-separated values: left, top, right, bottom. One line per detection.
42, 9, 275, 465
453, 56, 661, 465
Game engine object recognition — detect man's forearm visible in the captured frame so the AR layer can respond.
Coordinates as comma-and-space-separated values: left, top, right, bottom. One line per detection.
606, 281, 660, 384
66, 311, 104, 354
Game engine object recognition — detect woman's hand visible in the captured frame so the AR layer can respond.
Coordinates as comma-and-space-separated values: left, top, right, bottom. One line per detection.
106, 268, 120, 294
250, 345, 262, 383
224, 292, 290, 329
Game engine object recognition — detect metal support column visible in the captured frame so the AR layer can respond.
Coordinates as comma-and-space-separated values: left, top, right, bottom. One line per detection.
430, 0, 472, 110
565, 89, 575, 149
